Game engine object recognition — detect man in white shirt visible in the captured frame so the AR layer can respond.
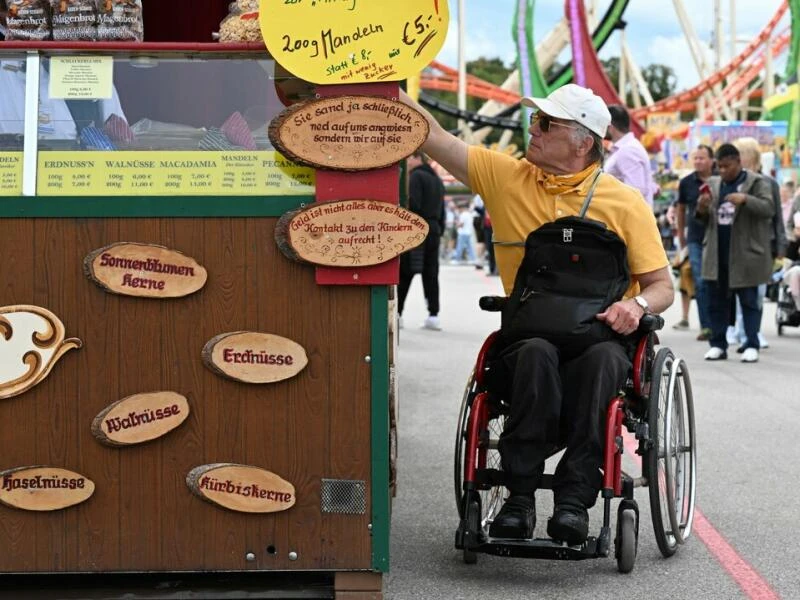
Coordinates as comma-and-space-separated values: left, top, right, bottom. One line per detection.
604, 104, 657, 207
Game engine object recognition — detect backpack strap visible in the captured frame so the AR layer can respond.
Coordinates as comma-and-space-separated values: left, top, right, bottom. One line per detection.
578, 169, 604, 219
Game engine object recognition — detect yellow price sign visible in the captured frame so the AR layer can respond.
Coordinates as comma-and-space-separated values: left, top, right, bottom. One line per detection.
260, 0, 449, 84
0, 153, 23, 196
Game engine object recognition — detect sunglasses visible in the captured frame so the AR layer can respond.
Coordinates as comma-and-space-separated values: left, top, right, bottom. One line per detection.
529, 112, 579, 133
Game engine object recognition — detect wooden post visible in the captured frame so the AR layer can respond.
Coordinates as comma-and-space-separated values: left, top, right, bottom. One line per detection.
334, 572, 383, 600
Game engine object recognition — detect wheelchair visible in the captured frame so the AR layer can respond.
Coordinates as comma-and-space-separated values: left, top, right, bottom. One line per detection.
454, 297, 697, 573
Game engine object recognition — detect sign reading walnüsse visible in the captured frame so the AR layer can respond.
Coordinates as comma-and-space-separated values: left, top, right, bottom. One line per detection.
91, 392, 191, 447
0, 467, 94, 511
186, 463, 295, 514
260, 0, 449, 85
275, 199, 428, 267
269, 96, 429, 171
84, 243, 208, 299
202, 332, 308, 384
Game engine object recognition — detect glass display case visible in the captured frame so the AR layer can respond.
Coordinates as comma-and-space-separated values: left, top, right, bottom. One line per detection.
0, 46, 316, 201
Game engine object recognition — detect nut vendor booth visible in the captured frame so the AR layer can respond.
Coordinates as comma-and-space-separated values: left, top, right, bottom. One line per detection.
0, 1, 448, 598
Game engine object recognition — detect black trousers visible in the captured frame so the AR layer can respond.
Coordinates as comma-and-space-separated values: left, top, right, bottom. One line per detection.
496, 339, 630, 508
398, 229, 441, 316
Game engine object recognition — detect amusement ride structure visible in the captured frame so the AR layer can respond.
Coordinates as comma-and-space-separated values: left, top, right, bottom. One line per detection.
419, 0, 800, 152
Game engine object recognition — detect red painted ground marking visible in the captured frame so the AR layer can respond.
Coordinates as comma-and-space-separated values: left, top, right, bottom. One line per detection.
622, 435, 779, 600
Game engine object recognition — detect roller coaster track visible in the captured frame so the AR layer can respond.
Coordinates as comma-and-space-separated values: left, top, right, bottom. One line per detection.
420, 1, 794, 131
630, 1, 788, 119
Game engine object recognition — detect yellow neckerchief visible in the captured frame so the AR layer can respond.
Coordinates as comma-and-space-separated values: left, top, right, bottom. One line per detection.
536, 162, 601, 196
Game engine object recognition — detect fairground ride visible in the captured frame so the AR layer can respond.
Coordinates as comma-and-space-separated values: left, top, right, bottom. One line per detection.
420, 0, 799, 149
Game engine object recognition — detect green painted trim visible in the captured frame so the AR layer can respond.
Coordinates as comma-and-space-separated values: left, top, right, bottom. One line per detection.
370, 286, 391, 573
0, 195, 315, 218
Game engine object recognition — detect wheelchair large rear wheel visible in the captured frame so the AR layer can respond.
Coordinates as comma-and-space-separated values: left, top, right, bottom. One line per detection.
454, 371, 505, 528
647, 348, 697, 558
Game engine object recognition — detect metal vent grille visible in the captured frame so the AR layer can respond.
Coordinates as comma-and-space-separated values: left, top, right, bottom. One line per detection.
321, 479, 367, 514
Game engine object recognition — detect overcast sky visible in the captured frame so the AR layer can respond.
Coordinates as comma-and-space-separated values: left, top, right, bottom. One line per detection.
435, 0, 788, 91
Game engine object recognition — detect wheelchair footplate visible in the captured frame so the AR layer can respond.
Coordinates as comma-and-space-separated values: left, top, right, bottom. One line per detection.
470, 535, 605, 561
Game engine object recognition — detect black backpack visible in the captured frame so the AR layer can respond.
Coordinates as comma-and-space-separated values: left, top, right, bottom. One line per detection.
500, 173, 631, 358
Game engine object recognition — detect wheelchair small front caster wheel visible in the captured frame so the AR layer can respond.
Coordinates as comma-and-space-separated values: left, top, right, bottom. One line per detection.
463, 499, 480, 564
616, 509, 637, 573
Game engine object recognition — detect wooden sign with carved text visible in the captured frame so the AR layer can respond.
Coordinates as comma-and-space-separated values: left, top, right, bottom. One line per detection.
269, 96, 429, 171
91, 392, 190, 447
202, 332, 308, 384
0, 467, 94, 511
84, 243, 208, 299
275, 199, 428, 267
0, 305, 82, 401
186, 463, 295, 514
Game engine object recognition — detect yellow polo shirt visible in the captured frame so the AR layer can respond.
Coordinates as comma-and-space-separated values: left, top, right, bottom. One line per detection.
468, 146, 668, 296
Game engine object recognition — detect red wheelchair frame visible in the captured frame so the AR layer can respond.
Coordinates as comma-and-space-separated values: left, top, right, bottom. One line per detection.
454, 308, 697, 572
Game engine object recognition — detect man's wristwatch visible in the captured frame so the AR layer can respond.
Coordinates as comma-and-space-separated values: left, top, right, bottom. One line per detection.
633, 295, 650, 313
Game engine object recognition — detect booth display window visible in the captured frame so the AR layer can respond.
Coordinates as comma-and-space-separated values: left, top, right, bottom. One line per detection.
0, 50, 316, 198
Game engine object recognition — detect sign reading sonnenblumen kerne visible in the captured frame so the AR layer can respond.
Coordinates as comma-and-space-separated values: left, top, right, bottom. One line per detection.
84, 242, 207, 299
260, 0, 449, 84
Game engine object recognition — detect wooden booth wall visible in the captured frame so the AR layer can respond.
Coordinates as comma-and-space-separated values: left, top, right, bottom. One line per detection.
0, 217, 373, 573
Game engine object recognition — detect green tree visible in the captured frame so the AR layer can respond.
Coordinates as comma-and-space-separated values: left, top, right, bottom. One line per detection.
425, 57, 521, 146
601, 58, 678, 104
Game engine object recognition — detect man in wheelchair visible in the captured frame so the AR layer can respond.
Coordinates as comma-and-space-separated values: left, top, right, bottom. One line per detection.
400, 85, 674, 546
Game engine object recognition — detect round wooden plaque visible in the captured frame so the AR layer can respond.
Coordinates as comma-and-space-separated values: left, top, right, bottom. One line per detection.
186, 463, 295, 514
268, 96, 429, 171
0, 466, 94, 512
84, 242, 208, 299
202, 332, 308, 384
275, 199, 428, 267
91, 391, 190, 447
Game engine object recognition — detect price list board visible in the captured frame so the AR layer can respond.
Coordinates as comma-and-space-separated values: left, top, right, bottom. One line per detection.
37, 151, 315, 197
0, 153, 23, 197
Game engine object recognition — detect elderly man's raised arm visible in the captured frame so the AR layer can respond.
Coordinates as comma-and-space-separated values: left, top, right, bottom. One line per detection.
400, 90, 469, 186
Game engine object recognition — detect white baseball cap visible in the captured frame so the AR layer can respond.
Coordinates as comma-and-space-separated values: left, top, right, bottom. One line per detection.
522, 84, 611, 138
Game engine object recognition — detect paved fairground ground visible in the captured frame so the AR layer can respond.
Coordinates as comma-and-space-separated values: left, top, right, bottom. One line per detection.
387, 263, 798, 600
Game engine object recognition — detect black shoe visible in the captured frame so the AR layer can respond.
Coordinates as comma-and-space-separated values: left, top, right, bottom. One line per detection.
547, 503, 589, 545
488, 495, 535, 539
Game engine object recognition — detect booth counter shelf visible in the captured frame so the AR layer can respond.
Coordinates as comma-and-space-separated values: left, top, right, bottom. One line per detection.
0, 42, 393, 599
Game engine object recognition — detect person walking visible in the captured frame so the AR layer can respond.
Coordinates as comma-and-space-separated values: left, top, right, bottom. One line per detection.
730, 137, 786, 350
398, 151, 446, 331
604, 104, 658, 207
450, 204, 476, 264
696, 144, 775, 363
675, 145, 715, 339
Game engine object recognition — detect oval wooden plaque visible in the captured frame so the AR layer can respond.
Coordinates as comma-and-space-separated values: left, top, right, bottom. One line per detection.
202, 332, 308, 384
275, 199, 429, 267
91, 391, 190, 447
268, 96, 429, 171
0, 305, 82, 401
186, 463, 295, 514
0, 466, 94, 512
84, 243, 208, 299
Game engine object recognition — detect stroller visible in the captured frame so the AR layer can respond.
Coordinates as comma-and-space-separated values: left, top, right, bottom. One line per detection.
775, 276, 800, 335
